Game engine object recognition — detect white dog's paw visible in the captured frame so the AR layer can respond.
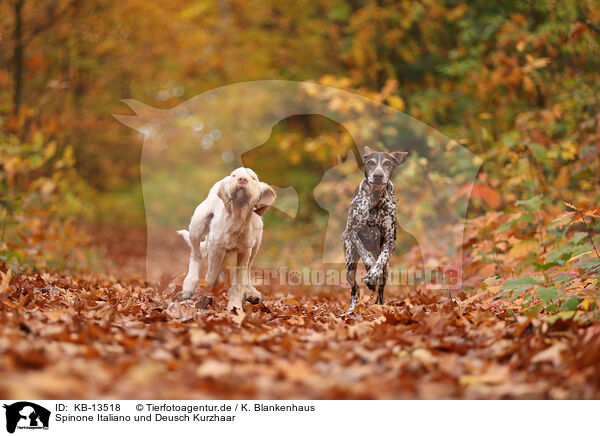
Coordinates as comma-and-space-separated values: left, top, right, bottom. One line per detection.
181, 289, 194, 300
245, 286, 263, 305
181, 279, 197, 300
226, 285, 245, 311
227, 284, 262, 310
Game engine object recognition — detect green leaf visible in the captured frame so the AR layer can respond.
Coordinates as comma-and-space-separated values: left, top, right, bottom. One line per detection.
496, 221, 513, 232
525, 302, 543, 317
527, 143, 547, 162
502, 132, 519, 149
570, 232, 588, 245
493, 291, 510, 300
551, 273, 575, 284
533, 261, 561, 271
536, 286, 558, 303
544, 245, 572, 264
547, 311, 575, 323
571, 244, 594, 258
328, 4, 350, 20
502, 276, 542, 291
496, 213, 535, 232
516, 195, 543, 211
582, 258, 600, 274
522, 295, 534, 306
561, 297, 582, 311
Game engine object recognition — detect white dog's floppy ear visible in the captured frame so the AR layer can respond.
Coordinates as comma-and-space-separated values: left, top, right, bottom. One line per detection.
217, 177, 232, 208
254, 183, 276, 216
390, 151, 408, 165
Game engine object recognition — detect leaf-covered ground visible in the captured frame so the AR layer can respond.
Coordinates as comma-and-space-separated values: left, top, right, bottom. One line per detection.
1, 256, 599, 400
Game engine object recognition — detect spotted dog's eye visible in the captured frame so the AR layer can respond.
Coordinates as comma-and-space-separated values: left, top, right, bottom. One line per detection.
367, 160, 376, 167
383, 161, 392, 169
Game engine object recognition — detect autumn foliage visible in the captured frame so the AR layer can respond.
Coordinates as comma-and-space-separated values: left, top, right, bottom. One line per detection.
1, 0, 599, 399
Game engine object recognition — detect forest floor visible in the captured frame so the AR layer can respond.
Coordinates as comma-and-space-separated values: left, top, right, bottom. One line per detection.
1, 225, 599, 399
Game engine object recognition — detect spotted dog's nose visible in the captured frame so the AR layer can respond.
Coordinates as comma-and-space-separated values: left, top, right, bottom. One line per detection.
373, 173, 384, 183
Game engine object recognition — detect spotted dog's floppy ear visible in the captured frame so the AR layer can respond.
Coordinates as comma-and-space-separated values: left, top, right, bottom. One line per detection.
363, 146, 373, 161
254, 182, 276, 216
390, 151, 408, 165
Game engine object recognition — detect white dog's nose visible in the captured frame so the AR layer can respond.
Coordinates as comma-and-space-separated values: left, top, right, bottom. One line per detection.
237, 176, 249, 184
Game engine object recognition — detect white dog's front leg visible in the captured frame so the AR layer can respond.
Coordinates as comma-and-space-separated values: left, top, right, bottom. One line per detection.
205, 245, 226, 288
227, 249, 261, 311
182, 249, 201, 300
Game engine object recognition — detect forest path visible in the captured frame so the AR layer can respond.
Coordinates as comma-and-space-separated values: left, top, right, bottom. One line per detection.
0, 225, 598, 399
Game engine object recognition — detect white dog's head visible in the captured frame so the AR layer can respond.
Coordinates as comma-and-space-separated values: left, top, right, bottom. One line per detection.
217, 167, 276, 215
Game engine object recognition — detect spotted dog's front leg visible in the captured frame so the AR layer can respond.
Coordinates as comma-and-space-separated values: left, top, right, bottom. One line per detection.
345, 230, 378, 312
348, 230, 375, 270
344, 239, 360, 314
364, 263, 383, 289
364, 240, 395, 290
364, 215, 396, 302
345, 193, 376, 269
375, 264, 388, 304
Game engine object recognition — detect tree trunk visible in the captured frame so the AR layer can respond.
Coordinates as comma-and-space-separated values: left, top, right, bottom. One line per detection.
13, 0, 25, 116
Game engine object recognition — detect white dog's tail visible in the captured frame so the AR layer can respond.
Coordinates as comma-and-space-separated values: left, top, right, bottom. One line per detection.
177, 230, 192, 248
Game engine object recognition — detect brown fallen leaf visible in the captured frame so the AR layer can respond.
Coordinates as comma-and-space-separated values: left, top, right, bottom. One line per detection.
0, 268, 12, 294
531, 342, 568, 366
348, 316, 385, 338
230, 308, 246, 326
196, 360, 232, 377
460, 366, 510, 386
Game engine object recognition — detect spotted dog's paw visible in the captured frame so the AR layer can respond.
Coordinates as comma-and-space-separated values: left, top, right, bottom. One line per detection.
364, 268, 381, 289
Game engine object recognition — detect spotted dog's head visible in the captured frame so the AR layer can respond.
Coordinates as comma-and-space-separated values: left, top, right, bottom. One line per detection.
362, 146, 408, 186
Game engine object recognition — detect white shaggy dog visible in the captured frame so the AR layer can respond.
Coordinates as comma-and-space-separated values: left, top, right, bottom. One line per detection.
178, 168, 276, 310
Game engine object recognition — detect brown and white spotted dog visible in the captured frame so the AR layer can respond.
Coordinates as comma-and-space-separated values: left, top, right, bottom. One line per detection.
343, 146, 408, 313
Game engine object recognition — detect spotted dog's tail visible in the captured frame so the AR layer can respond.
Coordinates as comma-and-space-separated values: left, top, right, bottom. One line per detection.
177, 230, 192, 249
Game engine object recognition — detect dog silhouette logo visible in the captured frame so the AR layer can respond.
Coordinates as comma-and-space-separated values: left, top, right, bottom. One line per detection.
114, 80, 480, 286
3, 402, 50, 433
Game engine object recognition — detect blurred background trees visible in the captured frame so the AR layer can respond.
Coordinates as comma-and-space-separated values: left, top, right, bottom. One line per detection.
1, 0, 599, 280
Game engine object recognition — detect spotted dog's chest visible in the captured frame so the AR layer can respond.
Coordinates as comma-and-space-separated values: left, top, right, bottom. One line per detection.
365, 204, 391, 228
366, 208, 380, 227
